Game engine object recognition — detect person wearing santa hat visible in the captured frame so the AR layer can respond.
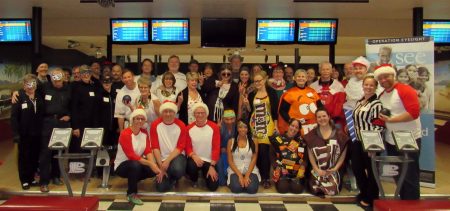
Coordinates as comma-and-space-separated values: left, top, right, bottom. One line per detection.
150, 100, 187, 192
376, 65, 421, 200
344, 56, 370, 112
185, 102, 220, 190
114, 109, 162, 205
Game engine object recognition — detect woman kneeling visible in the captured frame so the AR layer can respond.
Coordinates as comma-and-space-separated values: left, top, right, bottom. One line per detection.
114, 109, 164, 205
227, 121, 260, 194
270, 119, 307, 193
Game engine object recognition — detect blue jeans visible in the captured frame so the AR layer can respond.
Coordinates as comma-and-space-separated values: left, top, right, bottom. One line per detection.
228, 173, 259, 194
217, 152, 228, 186
155, 155, 186, 192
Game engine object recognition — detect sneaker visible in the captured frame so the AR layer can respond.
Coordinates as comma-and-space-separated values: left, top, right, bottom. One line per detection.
52, 178, 63, 186
30, 180, 39, 186
21, 183, 30, 190
127, 194, 143, 206
40, 185, 49, 193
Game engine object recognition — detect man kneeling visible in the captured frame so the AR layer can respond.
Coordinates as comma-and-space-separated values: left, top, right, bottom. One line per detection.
185, 102, 220, 190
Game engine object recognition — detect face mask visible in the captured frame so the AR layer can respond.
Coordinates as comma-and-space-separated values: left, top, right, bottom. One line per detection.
51, 72, 63, 81
25, 80, 37, 89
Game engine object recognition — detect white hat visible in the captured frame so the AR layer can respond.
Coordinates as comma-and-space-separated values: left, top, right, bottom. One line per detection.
374, 65, 396, 80
352, 56, 370, 69
191, 102, 209, 117
159, 100, 178, 113
130, 109, 147, 125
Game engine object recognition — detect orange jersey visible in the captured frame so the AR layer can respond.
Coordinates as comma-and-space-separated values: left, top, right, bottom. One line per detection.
278, 86, 320, 136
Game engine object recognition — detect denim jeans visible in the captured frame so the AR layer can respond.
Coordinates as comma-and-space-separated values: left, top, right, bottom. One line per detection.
155, 155, 186, 192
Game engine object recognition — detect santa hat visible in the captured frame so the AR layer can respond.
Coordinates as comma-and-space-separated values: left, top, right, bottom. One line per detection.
159, 100, 178, 114
352, 56, 370, 69
191, 102, 209, 117
130, 109, 147, 125
374, 64, 396, 80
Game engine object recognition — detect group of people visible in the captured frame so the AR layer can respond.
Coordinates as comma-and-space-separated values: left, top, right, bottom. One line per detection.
10, 52, 422, 207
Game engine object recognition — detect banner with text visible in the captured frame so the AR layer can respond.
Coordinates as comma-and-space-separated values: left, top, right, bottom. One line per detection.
366, 37, 435, 187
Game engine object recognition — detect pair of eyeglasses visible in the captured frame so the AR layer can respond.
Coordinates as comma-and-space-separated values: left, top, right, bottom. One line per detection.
134, 117, 146, 122
194, 112, 206, 115
222, 72, 231, 77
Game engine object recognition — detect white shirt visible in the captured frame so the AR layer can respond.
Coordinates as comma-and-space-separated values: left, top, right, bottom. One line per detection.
379, 83, 422, 145
114, 84, 141, 119
114, 128, 150, 170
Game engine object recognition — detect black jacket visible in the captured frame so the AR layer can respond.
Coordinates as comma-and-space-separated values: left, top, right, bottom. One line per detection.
98, 88, 115, 131
70, 81, 100, 130
202, 78, 239, 121
177, 87, 205, 125
42, 82, 71, 118
10, 90, 44, 139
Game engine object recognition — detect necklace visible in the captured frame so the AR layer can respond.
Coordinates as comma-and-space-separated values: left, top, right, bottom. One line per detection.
237, 138, 247, 160
161, 88, 175, 97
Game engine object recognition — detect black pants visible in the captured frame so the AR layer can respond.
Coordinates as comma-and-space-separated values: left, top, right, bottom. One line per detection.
186, 157, 219, 191
115, 160, 156, 195
386, 139, 421, 200
39, 135, 61, 185
39, 118, 68, 185
18, 135, 40, 184
276, 178, 304, 194
257, 143, 271, 181
350, 141, 379, 205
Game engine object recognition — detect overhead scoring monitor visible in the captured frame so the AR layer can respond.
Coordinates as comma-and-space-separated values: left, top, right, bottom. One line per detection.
256, 19, 296, 44
151, 19, 189, 44
297, 19, 338, 44
422, 20, 450, 45
111, 19, 149, 43
0, 19, 32, 42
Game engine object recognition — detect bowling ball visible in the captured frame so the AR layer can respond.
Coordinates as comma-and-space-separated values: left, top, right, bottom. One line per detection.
122, 95, 132, 104
380, 108, 391, 117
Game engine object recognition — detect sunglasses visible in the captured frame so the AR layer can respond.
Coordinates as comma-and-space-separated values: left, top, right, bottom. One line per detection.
222, 72, 231, 77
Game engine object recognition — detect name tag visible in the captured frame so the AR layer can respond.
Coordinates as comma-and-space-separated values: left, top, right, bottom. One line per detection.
330, 139, 337, 145
45, 95, 52, 101
103, 97, 109, 102
21, 103, 28, 109
89, 92, 95, 97
306, 92, 313, 98
298, 147, 305, 153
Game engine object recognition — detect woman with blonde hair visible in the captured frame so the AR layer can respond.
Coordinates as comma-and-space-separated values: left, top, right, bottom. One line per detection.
245, 70, 279, 189
11, 74, 44, 190
177, 72, 205, 125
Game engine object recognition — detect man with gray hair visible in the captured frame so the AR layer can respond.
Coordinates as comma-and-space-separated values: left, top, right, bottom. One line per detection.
310, 61, 346, 129
229, 54, 243, 83
39, 68, 72, 192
